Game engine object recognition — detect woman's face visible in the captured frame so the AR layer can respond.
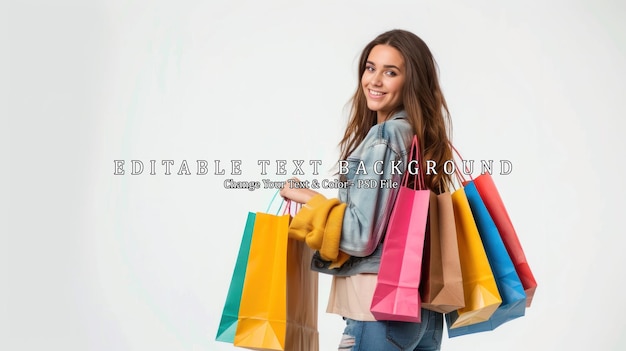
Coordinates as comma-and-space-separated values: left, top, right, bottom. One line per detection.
361, 44, 406, 122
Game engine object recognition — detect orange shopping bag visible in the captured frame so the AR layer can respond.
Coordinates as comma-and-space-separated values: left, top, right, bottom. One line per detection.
233, 197, 318, 350
445, 188, 502, 328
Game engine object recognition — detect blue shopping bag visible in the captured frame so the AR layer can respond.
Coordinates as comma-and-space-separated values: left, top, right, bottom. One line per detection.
446, 181, 526, 337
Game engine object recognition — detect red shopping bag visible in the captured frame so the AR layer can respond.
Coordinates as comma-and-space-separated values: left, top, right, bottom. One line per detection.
370, 135, 429, 322
473, 173, 537, 307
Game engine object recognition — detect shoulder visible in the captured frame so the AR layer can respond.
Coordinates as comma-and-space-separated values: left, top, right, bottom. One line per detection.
377, 118, 412, 139
370, 110, 413, 140
370, 117, 412, 156
351, 112, 413, 159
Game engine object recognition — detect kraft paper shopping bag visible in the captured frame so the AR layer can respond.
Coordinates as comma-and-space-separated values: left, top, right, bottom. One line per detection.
421, 191, 465, 314
285, 239, 319, 350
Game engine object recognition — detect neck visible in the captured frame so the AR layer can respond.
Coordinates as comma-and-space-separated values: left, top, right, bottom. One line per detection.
377, 111, 391, 124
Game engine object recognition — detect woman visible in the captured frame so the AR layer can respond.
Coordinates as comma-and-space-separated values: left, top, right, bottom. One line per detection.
280, 29, 453, 351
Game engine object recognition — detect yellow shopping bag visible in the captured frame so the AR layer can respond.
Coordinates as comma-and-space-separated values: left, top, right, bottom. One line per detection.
445, 188, 502, 329
232, 195, 319, 351
234, 211, 290, 350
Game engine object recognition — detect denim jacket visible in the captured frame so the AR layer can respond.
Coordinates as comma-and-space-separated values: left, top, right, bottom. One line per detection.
311, 110, 413, 276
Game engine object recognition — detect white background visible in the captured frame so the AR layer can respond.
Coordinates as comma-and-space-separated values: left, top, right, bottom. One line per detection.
4, 0, 626, 350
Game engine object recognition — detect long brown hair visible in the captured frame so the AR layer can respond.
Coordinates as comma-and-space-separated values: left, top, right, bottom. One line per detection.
339, 29, 453, 192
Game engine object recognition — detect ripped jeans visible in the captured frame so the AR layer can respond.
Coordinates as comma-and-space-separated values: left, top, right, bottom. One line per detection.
338, 309, 443, 351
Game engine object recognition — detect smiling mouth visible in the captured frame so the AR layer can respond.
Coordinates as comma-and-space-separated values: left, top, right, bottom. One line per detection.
368, 89, 386, 97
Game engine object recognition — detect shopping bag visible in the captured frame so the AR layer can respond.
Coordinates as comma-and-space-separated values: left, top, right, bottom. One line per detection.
420, 191, 465, 314
285, 239, 319, 351
445, 188, 502, 329
232, 195, 319, 351
473, 173, 537, 307
234, 211, 290, 350
215, 212, 256, 343
446, 181, 526, 337
371, 135, 429, 322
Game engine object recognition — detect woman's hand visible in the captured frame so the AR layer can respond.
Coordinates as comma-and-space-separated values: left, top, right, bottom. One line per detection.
279, 177, 319, 204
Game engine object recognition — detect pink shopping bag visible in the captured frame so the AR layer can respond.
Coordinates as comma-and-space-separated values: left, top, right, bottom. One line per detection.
370, 135, 430, 322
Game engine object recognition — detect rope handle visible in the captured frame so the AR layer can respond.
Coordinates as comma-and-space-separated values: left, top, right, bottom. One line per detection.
265, 189, 301, 216
265, 189, 284, 215
282, 198, 301, 216
402, 134, 426, 190
449, 143, 474, 185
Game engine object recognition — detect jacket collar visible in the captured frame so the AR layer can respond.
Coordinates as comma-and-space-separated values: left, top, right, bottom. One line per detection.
389, 110, 407, 120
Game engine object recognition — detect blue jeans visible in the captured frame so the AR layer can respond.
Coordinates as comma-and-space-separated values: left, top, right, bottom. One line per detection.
338, 309, 443, 351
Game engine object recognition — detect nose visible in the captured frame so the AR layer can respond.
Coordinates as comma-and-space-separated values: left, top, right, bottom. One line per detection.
371, 72, 383, 86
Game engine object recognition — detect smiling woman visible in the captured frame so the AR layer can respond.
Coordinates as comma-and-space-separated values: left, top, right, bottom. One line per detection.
279, 29, 454, 350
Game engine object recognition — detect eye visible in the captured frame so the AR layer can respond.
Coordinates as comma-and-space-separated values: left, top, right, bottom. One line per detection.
365, 65, 375, 72
385, 70, 397, 77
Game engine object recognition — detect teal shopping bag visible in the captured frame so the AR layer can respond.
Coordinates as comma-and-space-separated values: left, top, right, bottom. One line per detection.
215, 212, 256, 343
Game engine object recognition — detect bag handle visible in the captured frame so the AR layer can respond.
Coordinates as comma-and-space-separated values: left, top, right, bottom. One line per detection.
282, 198, 301, 216
449, 143, 474, 185
265, 189, 301, 215
402, 134, 426, 190
266, 189, 285, 214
